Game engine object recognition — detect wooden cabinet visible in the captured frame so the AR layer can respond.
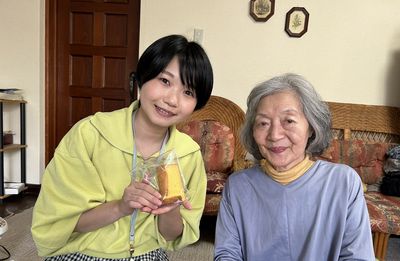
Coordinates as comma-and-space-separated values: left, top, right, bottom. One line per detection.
0, 99, 26, 197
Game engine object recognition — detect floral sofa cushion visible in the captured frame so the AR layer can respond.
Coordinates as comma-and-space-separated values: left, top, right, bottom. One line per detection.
207, 171, 229, 193
315, 139, 400, 236
179, 120, 235, 193
317, 139, 391, 185
365, 191, 400, 235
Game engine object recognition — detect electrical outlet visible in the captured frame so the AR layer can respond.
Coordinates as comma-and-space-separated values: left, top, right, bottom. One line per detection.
193, 29, 204, 44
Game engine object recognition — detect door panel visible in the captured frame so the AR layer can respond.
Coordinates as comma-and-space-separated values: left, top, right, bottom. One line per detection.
45, 0, 140, 164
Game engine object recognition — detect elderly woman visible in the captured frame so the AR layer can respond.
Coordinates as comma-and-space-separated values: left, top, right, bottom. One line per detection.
214, 74, 375, 261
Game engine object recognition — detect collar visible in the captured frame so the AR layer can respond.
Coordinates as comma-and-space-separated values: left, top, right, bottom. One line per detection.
89, 101, 199, 158
260, 155, 315, 185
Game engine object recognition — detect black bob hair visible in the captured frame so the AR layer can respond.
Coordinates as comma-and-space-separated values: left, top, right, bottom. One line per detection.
133, 34, 214, 110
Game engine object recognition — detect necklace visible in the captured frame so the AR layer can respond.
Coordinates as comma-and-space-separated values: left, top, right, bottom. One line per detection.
129, 110, 169, 258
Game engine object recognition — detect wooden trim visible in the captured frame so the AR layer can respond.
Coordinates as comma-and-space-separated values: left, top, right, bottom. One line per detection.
343, 128, 351, 140
45, 0, 57, 165
373, 232, 389, 261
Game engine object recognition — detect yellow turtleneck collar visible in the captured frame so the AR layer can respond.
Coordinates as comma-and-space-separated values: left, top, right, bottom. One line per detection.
260, 155, 315, 185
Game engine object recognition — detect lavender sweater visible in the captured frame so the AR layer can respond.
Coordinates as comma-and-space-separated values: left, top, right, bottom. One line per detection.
214, 160, 375, 261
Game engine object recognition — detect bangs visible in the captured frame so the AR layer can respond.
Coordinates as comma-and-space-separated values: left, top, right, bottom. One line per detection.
178, 52, 201, 90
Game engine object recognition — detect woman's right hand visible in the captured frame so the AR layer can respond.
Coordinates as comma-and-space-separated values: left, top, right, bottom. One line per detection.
119, 180, 163, 216
75, 182, 162, 233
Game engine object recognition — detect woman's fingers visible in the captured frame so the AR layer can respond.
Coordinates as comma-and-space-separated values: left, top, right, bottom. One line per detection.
140, 206, 153, 213
151, 203, 179, 215
123, 182, 192, 215
134, 181, 162, 199
181, 200, 192, 210
150, 199, 192, 215
123, 182, 162, 211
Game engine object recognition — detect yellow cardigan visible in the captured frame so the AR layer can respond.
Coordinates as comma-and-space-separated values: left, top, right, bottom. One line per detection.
31, 101, 207, 258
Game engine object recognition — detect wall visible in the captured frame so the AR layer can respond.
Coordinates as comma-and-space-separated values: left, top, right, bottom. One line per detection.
1, 0, 400, 184
140, 0, 400, 109
0, 0, 44, 184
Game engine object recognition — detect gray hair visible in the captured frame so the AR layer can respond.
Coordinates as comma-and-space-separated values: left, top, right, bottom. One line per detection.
241, 73, 332, 160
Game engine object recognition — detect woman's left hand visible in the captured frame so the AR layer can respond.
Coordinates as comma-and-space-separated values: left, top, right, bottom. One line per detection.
150, 200, 192, 215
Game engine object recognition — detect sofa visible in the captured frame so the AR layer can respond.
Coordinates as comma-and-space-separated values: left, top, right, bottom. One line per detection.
177, 95, 246, 216
180, 97, 400, 260
314, 102, 400, 261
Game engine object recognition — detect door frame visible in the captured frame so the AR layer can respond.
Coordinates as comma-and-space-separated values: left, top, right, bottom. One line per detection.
45, 0, 57, 165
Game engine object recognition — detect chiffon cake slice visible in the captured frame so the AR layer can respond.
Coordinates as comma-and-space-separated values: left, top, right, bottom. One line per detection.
157, 163, 186, 204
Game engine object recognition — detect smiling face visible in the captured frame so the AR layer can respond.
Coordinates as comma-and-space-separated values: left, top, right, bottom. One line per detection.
253, 91, 311, 171
138, 56, 197, 130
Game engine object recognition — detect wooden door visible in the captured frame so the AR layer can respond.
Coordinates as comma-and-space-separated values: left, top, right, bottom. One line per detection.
45, 0, 140, 164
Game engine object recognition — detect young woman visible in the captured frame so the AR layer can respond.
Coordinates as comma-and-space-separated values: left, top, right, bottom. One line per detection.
32, 34, 213, 261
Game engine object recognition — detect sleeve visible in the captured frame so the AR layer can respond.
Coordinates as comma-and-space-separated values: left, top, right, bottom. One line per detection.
214, 178, 243, 261
31, 121, 106, 256
339, 172, 375, 260
156, 150, 207, 250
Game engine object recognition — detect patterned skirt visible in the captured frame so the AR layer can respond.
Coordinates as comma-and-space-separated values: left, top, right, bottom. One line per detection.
44, 248, 169, 261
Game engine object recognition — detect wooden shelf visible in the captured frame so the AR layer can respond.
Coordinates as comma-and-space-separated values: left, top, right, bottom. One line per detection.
0, 185, 28, 199
0, 100, 26, 197
0, 144, 27, 152
0, 99, 26, 104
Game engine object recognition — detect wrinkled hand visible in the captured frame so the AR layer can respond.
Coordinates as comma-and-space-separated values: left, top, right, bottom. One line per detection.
119, 180, 162, 216
151, 199, 192, 215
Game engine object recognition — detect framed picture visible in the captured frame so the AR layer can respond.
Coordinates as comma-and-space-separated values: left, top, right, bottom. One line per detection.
285, 7, 309, 38
249, 0, 275, 22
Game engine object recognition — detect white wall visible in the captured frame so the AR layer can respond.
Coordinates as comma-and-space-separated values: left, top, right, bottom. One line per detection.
1, 0, 400, 184
140, 0, 400, 109
0, 0, 44, 184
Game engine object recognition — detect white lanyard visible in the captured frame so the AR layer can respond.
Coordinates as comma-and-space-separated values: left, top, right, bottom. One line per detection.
129, 110, 169, 258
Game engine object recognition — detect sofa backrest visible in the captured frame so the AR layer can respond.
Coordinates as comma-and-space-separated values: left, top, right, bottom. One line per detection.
327, 102, 400, 143
177, 95, 246, 170
178, 120, 235, 173
317, 102, 400, 184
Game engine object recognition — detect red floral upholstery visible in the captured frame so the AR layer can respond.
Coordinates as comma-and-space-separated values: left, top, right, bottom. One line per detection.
365, 192, 400, 235
179, 120, 235, 193
324, 101, 400, 260
315, 139, 400, 236
317, 139, 391, 184
206, 171, 229, 193
204, 193, 222, 216
176, 95, 246, 216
